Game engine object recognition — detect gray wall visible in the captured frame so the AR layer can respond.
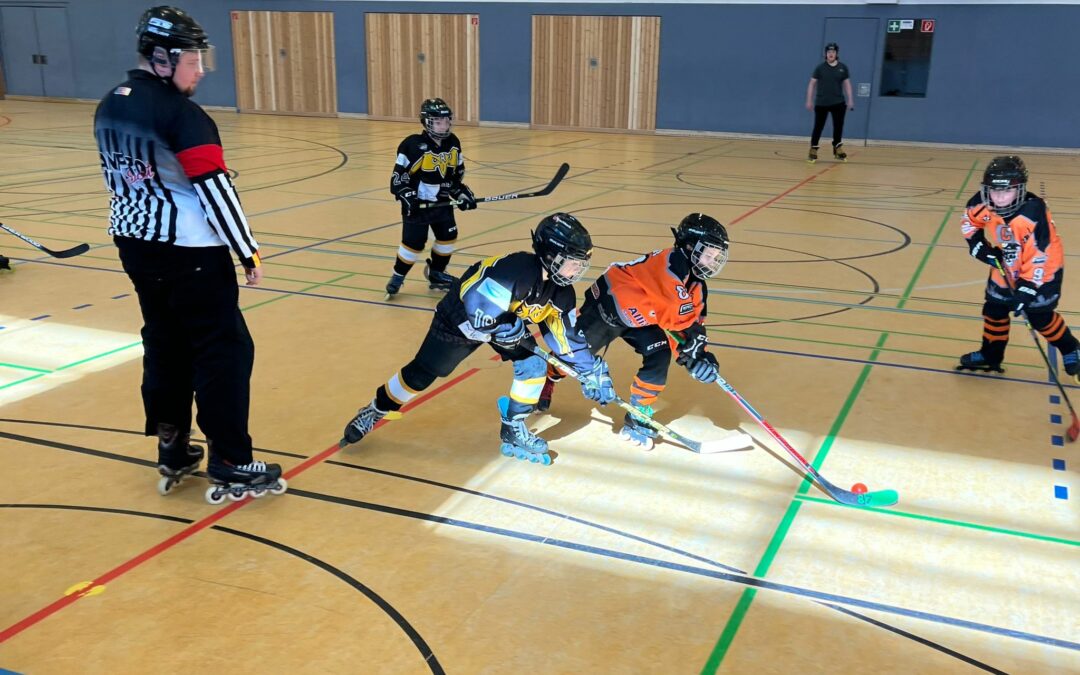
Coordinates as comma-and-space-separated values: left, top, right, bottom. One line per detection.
2, 1, 1078, 147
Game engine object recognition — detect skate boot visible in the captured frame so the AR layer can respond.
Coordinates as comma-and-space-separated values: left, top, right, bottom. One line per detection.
340, 399, 388, 446
1063, 349, 1080, 383
497, 397, 551, 465
205, 455, 287, 504
0, 254, 10, 271
619, 404, 659, 451
833, 143, 847, 161
155, 423, 204, 496
807, 146, 819, 164
537, 376, 557, 413
956, 350, 1004, 374
423, 259, 456, 292
384, 272, 405, 299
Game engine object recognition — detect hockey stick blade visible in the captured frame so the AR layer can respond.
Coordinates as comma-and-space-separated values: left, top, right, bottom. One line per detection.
0, 223, 90, 258
420, 163, 571, 209
528, 343, 705, 453
817, 475, 900, 507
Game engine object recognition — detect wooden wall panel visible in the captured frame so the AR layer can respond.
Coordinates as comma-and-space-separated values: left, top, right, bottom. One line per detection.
531, 15, 659, 131
232, 11, 337, 116
365, 13, 479, 124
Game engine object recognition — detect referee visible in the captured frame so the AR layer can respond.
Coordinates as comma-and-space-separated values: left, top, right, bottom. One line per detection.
94, 6, 283, 497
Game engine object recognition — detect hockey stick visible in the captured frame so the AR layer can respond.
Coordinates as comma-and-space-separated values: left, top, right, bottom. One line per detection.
419, 163, 570, 209
528, 343, 750, 454
0, 222, 90, 259
667, 330, 899, 506
993, 258, 1080, 441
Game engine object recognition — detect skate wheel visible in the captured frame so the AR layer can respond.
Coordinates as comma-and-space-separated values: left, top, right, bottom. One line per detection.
270, 478, 288, 496
500, 444, 515, 459
538, 453, 552, 466
205, 487, 226, 505
513, 447, 530, 461
527, 453, 542, 464
226, 489, 246, 502
251, 488, 267, 498
157, 475, 175, 496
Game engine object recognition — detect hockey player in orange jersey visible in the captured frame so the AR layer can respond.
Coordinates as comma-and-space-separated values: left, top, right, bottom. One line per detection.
540, 213, 734, 450
957, 155, 1080, 380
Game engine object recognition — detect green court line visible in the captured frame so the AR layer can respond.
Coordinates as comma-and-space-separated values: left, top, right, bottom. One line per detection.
702, 159, 978, 673
794, 495, 1080, 548
0, 373, 46, 391
0, 362, 51, 374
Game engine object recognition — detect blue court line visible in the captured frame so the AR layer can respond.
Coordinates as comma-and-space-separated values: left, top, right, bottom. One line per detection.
1053, 459, 1066, 471
1051, 395, 1061, 404
111, 293, 129, 300
1054, 486, 1069, 500
1052, 436, 1064, 447
72, 304, 91, 310
1051, 414, 1062, 424
288, 487, 1080, 652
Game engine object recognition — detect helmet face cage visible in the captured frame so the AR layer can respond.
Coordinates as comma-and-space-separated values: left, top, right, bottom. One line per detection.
689, 240, 729, 279
548, 251, 590, 286
981, 156, 1028, 217
420, 99, 453, 139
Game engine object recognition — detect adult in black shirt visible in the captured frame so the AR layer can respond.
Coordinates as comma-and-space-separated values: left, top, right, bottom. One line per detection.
805, 42, 854, 162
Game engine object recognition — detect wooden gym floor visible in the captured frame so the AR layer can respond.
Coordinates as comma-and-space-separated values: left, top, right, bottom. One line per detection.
0, 100, 1076, 674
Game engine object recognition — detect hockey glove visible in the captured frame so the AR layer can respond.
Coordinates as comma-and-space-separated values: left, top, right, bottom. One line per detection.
580, 358, 615, 405
684, 351, 720, 384
675, 322, 710, 363
450, 183, 477, 211
968, 238, 1004, 268
397, 188, 418, 217
1008, 281, 1038, 316
491, 319, 536, 351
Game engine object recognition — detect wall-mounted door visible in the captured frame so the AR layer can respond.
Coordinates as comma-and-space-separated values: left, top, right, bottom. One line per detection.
365, 13, 480, 124
0, 6, 76, 97
532, 15, 660, 131
231, 11, 337, 116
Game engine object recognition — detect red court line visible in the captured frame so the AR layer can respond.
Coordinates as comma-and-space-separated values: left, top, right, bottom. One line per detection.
728, 164, 837, 226
0, 364, 487, 644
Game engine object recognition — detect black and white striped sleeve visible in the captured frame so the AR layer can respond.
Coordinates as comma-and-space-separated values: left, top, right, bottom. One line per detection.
192, 171, 261, 268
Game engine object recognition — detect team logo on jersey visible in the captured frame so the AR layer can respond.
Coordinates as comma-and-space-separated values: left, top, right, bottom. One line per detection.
678, 302, 695, 315
1001, 242, 1020, 266
103, 152, 155, 186
514, 300, 558, 323
114, 86, 132, 96
413, 147, 460, 178
675, 285, 690, 300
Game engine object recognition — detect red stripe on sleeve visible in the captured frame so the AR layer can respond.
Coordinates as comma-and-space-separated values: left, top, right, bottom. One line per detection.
176, 144, 227, 178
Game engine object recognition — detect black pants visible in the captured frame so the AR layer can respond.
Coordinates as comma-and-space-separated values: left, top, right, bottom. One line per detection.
373, 313, 532, 413
394, 206, 458, 276
979, 274, 1078, 364
811, 103, 847, 148
116, 238, 255, 464
576, 294, 672, 407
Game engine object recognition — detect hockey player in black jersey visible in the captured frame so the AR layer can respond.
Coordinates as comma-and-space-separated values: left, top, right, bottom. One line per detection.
385, 98, 476, 298
94, 6, 284, 502
342, 213, 616, 464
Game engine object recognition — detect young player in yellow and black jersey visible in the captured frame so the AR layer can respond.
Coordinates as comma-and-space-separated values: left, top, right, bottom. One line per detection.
385, 98, 476, 298
341, 213, 616, 465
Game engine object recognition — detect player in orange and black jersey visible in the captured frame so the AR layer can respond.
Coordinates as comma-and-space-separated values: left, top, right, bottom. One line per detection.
541, 213, 736, 450
385, 98, 476, 298
958, 155, 1080, 380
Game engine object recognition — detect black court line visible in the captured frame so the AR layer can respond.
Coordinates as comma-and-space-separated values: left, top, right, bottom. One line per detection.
0, 503, 444, 675
0, 425, 1016, 669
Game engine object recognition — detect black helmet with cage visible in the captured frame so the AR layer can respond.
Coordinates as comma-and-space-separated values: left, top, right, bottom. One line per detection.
419, 98, 454, 140
532, 213, 593, 286
981, 155, 1028, 217
672, 213, 730, 280
136, 6, 214, 85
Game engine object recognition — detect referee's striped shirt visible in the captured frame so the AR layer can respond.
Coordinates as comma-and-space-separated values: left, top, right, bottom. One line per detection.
94, 69, 260, 268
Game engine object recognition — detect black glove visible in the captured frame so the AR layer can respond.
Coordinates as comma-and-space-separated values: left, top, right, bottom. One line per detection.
675, 323, 709, 363
1008, 281, 1038, 316
397, 188, 418, 217
491, 318, 535, 351
969, 238, 1004, 268
450, 183, 476, 211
